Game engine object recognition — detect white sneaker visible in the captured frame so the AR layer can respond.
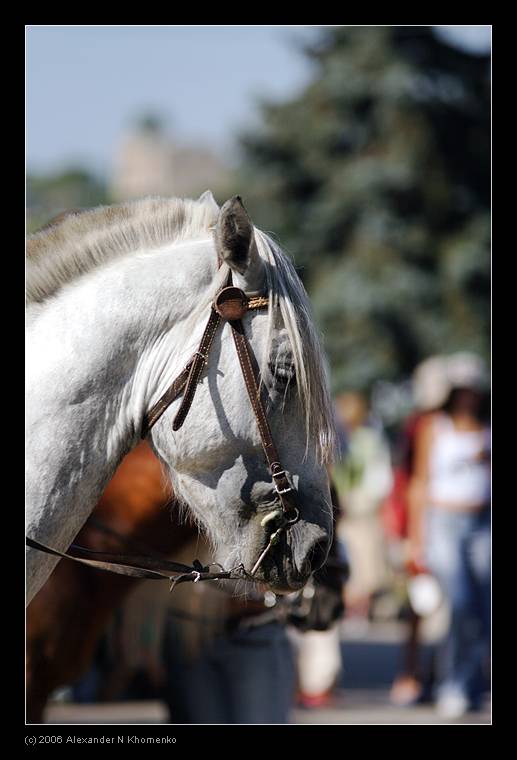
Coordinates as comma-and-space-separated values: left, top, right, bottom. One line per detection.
436, 693, 469, 719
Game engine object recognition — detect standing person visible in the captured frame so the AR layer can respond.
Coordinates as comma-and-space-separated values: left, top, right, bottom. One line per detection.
333, 392, 393, 622
408, 353, 491, 719
290, 482, 349, 709
387, 355, 450, 706
160, 540, 297, 725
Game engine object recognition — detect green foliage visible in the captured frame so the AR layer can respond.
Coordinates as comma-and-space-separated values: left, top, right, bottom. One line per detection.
237, 27, 490, 392
27, 168, 109, 234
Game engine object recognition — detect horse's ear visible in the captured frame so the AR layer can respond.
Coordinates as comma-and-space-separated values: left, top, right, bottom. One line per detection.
215, 197, 263, 290
197, 190, 220, 216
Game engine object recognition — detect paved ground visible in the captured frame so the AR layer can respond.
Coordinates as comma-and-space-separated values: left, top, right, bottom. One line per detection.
44, 694, 491, 726
45, 701, 168, 725
42, 620, 491, 726
292, 691, 491, 725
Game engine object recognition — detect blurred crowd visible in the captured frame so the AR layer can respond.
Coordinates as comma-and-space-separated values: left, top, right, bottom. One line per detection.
33, 351, 490, 724
332, 351, 491, 720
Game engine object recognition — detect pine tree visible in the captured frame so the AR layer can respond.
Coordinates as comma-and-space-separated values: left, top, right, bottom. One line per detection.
238, 27, 490, 392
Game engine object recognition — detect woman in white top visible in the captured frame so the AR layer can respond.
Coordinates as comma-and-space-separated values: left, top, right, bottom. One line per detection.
408, 353, 490, 719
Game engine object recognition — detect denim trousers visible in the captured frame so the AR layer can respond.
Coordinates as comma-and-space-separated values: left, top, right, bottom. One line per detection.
425, 506, 491, 705
163, 620, 296, 724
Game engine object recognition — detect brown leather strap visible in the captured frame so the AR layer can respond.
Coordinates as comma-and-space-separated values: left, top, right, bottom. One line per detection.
25, 536, 236, 586
141, 271, 265, 439
140, 270, 296, 520
228, 320, 279, 466
141, 365, 191, 438
172, 307, 222, 431
27, 269, 300, 589
141, 306, 224, 437
141, 271, 232, 437
229, 319, 297, 518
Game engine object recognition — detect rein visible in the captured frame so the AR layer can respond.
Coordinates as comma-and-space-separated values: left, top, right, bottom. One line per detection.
27, 268, 300, 590
25, 536, 241, 590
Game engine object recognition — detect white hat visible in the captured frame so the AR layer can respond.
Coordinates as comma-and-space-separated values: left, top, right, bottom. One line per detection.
445, 352, 489, 393
412, 355, 450, 411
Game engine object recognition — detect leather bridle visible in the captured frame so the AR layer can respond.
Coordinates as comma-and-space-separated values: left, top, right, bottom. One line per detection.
27, 268, 300, 589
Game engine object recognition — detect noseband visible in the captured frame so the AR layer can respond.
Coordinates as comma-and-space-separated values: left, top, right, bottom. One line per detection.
27, 268, 301, 588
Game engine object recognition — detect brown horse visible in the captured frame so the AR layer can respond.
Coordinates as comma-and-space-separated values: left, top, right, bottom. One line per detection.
26, 441, 197, 723
26, 449, 349, 724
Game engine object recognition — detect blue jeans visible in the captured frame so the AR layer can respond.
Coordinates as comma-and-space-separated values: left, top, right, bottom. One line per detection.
163, 620, 296, 724
426, 506, 491, 706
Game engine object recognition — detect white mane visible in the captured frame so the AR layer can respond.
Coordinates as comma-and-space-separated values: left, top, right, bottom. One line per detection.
26, 196, 217, 304
26, 196, 336, 463
253, 229, 336, 463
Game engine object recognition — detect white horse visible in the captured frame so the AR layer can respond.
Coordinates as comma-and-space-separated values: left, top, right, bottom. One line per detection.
26, 193, 335, 604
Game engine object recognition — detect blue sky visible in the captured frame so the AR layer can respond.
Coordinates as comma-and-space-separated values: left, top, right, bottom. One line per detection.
26, 25, 491, 178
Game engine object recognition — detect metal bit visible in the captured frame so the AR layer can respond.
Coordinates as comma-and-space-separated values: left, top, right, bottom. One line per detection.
250, 528, 283, 576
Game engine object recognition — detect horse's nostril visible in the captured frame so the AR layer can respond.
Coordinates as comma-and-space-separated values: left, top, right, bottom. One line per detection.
299, 536, 330, 578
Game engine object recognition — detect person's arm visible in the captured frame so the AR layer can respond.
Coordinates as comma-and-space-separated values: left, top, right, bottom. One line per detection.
407, 415, 434, 569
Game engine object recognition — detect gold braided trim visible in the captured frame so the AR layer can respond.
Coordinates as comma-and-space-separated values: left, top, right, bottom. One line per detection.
248, 296, 269, 310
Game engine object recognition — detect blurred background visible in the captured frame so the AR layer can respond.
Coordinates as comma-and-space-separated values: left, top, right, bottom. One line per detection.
26, 25, 491, 725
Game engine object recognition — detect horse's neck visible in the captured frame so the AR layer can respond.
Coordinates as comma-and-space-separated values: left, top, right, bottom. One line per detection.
26, 237, 216, 600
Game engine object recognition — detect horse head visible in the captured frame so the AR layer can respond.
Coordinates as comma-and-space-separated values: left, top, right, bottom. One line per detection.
26, 193, 335, 600
149, 194, 335, 593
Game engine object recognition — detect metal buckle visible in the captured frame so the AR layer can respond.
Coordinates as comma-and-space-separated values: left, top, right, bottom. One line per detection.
271, 469, 294, 496
275, 484, 294, 495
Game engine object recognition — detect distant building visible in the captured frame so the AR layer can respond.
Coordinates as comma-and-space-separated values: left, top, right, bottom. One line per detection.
110, 119, 230, 201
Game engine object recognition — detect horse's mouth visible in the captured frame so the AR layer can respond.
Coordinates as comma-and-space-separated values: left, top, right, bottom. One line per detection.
242, 534, 310, 593
220, 515, 315, 593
